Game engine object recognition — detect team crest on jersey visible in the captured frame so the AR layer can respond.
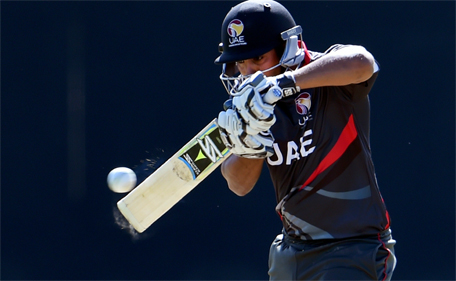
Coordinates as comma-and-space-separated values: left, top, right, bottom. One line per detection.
227, 19, 247, 47
295, 92, 312, 126
295, 92, 311, 115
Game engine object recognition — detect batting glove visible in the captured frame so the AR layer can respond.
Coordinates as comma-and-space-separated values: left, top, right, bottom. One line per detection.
232, 71, 300, 135
264, 71, 301, 102
217, 108, 274, 159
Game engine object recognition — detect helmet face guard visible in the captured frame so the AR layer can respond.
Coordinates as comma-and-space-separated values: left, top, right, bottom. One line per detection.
219, 62, 242, 96
215, 0, 307, 95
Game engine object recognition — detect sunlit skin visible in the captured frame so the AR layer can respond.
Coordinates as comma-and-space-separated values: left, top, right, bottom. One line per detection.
221, 45, 376, 196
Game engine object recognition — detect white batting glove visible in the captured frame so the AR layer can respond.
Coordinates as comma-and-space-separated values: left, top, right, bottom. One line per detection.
231, 71, 300, 135
232, 72, 275, 135
217, 109, 274, 159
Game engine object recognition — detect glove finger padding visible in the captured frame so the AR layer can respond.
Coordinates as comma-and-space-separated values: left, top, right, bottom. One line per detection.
238, 131, 275, 159
232, 84, 276, 134
218, 109, 247, 151
218, 109, 242, 135
217, 110, 275, 159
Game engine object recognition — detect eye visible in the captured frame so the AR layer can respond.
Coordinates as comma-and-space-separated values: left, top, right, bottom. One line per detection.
253, 56, 264, 62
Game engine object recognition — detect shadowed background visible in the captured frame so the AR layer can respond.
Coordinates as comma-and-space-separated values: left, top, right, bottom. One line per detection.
2, 1, 455, 280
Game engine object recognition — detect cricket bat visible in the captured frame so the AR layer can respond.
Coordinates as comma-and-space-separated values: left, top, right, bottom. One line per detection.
117, 118, 231, 233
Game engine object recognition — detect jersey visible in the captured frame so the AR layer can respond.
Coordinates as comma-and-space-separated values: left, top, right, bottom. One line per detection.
266, 44, 390, 240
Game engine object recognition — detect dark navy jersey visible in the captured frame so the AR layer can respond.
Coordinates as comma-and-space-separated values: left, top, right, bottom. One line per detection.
267, 44, 390, 240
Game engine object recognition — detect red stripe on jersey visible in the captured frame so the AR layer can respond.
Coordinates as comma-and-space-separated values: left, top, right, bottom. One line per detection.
377, 232, 392, 281
298, 40, 312, 65
382, 198, 391, 229
385, 210, 391, 229
300, 114, 358, 190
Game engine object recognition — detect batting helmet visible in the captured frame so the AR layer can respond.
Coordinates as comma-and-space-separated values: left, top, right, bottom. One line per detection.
214, 0, 298, 64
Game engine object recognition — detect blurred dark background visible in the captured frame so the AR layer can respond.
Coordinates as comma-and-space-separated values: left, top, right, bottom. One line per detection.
2, 1, 455, 280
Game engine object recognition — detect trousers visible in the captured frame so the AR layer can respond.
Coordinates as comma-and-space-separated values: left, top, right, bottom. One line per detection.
268, 229, 396, 280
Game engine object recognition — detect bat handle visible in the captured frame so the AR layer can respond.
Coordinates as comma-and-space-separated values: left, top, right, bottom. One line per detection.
263, 72, 299, 104
263, 87, 283, 104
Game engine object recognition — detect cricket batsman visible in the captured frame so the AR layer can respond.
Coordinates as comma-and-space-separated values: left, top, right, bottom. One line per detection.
215, 0, 397, 280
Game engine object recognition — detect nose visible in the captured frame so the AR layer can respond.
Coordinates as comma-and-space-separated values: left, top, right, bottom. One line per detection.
244, 62, 257, 75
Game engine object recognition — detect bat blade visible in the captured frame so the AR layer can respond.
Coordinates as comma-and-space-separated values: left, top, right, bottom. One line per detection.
117, 119, 231, 233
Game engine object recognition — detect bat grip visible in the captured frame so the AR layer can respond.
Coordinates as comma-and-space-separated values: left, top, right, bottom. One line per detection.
262, 72, 299, 104
262, 87, 283, 104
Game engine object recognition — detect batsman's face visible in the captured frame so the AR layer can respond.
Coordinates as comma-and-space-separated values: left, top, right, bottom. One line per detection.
236, 49, 282, 77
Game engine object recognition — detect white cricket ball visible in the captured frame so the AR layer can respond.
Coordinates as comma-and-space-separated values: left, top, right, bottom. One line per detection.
107, 167, 137, 193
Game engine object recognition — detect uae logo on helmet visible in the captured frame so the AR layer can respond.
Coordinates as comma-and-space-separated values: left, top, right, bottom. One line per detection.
227, 19, 247, 47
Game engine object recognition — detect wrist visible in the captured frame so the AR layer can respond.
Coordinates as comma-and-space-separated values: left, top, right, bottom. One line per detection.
277, 71, 300, 97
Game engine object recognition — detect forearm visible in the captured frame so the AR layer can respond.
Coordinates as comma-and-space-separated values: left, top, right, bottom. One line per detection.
292, 45, 375, 89
221, 155, 264, 196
